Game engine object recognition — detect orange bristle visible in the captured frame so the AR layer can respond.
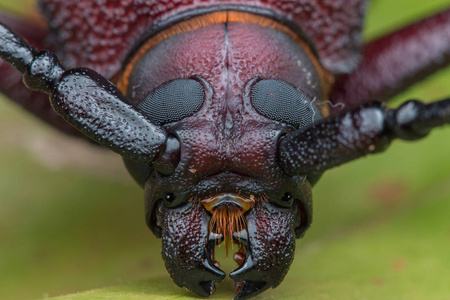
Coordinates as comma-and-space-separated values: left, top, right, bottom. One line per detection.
209, 204, 247, 255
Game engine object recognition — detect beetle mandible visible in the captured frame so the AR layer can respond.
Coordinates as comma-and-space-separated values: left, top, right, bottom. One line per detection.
0, 0, 449, 299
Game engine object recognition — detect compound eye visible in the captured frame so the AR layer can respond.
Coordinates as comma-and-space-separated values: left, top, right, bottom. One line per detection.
138, 79, 204, 125
251, 79, 322, 128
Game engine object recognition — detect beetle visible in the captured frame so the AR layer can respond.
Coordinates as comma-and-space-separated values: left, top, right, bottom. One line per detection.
0, 0, 449, 299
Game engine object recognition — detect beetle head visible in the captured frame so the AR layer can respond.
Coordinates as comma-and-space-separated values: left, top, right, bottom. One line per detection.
118, 11, 330, 299
134, 76, 316, 299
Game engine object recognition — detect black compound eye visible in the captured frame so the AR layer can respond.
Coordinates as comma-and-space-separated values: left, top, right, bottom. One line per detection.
251, 79, 322, 127
138, 79, 204, 125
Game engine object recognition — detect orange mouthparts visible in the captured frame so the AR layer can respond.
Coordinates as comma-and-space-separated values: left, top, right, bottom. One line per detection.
200, 193, 255, 253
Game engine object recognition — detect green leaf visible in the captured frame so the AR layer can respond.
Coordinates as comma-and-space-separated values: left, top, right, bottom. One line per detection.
0, 0, 449, 299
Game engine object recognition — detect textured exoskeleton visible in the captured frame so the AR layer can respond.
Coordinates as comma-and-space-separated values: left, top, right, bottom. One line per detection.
0, 1, 449, 299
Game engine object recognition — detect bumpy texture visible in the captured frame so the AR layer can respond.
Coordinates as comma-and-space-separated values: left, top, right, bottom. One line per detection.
278, 99, 450, 177
52, 68, 167, 163
249, 204, 296, 275
331, 8, 450, 110
161, 202, 225, 296
138, 21, 322, 209
0, 12, 80, 134
39, 0, 365, 76
229, 202, 297, 299
162, 203, 206, 275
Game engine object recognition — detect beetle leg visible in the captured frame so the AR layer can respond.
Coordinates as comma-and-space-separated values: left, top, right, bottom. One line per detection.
331, 9, 450, 110
0, 22, 167, 164
278, 99, 450, 178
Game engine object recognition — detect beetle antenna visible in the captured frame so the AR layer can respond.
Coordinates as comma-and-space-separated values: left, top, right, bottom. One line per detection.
0, 22, 167, 165
278, 99, 450, 176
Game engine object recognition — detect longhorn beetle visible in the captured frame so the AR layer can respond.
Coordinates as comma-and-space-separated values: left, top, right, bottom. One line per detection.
0, 0, 449, 299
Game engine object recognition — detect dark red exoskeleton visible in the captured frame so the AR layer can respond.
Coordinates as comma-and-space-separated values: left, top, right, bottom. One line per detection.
0, 1, 449, 299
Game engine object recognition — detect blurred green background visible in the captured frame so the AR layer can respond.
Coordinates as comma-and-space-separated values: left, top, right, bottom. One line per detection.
0, 0, 449, 299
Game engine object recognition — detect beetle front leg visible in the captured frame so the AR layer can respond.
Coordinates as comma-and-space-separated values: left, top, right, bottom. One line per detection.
0, 22, 169, 165
278, 98, 450, 177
